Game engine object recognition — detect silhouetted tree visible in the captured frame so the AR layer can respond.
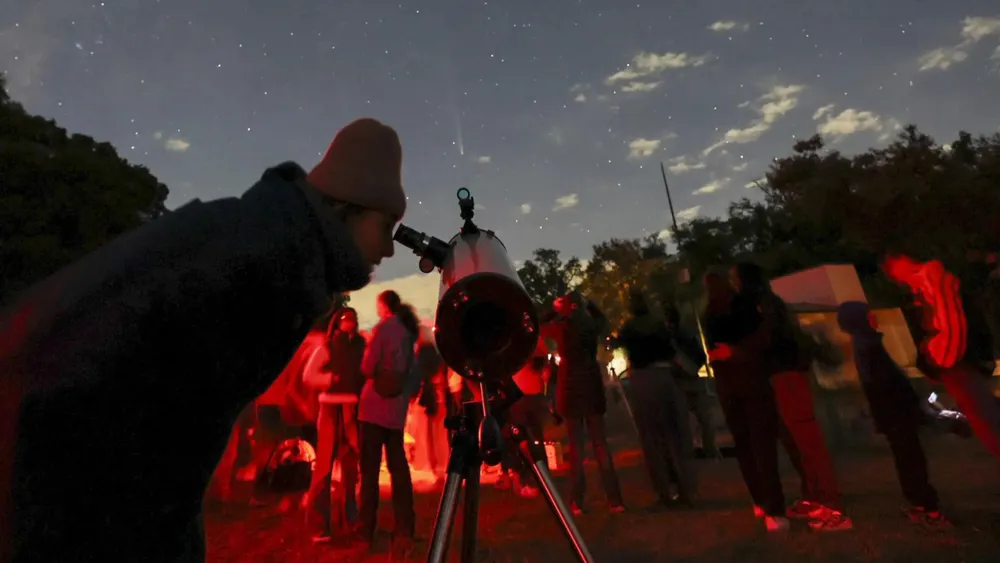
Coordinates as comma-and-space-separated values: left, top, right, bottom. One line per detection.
0, 74, 170, 303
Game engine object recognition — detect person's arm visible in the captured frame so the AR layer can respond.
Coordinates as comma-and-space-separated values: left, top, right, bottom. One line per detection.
301, 345, 334, 389
361, 325, 383, 378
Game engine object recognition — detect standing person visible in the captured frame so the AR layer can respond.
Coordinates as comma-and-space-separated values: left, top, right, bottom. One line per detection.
356, 291, 422, 557
882, 253, 1000, 462
665, 307, 720, 459
411, 327, 449, 482
619, 292, 697, 507
837, 301, 949, 528
498, 337, 552, 498
304, 307, 367, 543
0, 118, 404, 562
702, 272, 789, 532
543, 292, 626, 515
730, 263, 852, 531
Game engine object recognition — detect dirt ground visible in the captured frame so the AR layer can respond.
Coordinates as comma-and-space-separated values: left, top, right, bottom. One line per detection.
205, 435, 1000, 563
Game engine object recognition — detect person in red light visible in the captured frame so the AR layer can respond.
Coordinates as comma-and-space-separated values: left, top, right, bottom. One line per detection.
702, 270, 789, 533
542, 291, 626, 515
0, 118, 405, 563
882, 253, 1000, 464
303, 307, 366, 543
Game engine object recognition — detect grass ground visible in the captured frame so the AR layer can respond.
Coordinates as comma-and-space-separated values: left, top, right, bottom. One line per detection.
205, 434, 999, 563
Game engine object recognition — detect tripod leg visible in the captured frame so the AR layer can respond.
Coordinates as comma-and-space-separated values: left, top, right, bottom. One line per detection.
520, 440, 596, 563
459, 464, 481, 563
426, 472, 464, 563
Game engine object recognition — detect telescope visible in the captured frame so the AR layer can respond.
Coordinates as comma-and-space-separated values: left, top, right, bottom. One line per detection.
393, 188, 540, 383
394, 188, 595, 563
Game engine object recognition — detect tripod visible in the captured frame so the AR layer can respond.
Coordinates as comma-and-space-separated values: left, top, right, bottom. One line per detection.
426, 380, 595, 563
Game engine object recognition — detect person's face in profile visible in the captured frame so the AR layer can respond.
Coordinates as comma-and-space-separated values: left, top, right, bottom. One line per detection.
346, 209, 397, 273
376, 298, 392, 320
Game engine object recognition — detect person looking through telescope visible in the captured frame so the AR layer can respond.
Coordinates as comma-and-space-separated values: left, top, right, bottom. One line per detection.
542, 291, 626, 515
0, 117, 406, 562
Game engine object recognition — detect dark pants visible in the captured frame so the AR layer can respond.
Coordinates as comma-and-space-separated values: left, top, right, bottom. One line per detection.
717, 381, 785, 517
358, 422, 415, 540
884, 423, 940, 511
307, 403, 359, 534
630, 367, 697, 500
677, 377, 718, 454
565, 414, 624, 506
501, 394, 549, 485
772, 371, 842, 510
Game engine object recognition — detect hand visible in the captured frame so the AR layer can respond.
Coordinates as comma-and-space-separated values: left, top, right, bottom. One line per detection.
709, 343, 733, 361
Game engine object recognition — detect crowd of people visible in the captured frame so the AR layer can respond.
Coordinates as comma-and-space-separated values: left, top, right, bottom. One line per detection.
2, 114, 997, 562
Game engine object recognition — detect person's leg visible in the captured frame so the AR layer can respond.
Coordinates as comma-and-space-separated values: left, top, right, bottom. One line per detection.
718, 393, 767, 509
884, 424, 940, 511
773, 372, 842, 511
306, 404, 337, 534
357, 422, 387, 541
628, 373, 675, 500
663, 375, 697, 501
691, 386, 719, 456
941, 364, 1000, 460
340, 404, 360, 523
564, 416, 588, 507
743, 388, 786, 518
384, 428, 416, 539
585, 414, 625, 508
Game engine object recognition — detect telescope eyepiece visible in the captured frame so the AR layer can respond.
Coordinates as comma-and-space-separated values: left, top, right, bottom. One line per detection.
393, 224, 449, 273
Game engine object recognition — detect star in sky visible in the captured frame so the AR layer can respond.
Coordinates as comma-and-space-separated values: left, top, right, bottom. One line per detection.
2, 0, 999, 327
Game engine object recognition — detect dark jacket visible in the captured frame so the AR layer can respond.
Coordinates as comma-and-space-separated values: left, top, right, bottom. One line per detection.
326, 331, 367, 396
837, 301, 921, 433
620, 312, 675, 370
0, 162, 370, 562
735, 263, 810, 375
543, 304, 608, 417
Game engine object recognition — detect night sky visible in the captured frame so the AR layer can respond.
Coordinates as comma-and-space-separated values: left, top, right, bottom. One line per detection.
3, 1, 999, 326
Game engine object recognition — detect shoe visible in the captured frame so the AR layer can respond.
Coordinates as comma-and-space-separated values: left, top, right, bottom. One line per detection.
608, 504, 626, 514
786, 499, 824, 520
519, 485, 539, 499
311, 532, 333, 544
904, 506, 952, 529
753, 505, 765, 519
809, 511, 854, 532
570, 502, 584, 516
765, 515, 790, 532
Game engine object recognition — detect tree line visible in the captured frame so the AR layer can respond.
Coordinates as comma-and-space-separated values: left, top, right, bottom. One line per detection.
516, 126, 1000, 332
3, 73, 998, 333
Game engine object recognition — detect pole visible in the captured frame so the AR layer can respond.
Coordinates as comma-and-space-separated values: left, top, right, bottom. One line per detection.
660, 162, 714, 378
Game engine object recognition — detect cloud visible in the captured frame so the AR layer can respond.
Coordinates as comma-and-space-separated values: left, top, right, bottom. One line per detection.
475, 155, 491, 164
574, 93, 587, 102
812, 105, 902, 141
620, 81, 662, 93
605, 51, 713, 85
701, 84, 805, 156
676, 205, 701, 222
745, 178, 765, 189
153, 131, 164, 140
164, 137, 191, 152
693, 178, 730, 195
732, 162, 749, 172
666, 156, 706, 174
627, 138, 662, 159
707, 21, 750, 32
553, 193, 580, 211
520, 203, 532, 214
918, 16, 1000, 71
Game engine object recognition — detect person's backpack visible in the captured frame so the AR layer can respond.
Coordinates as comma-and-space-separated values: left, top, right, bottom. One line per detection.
373, 343, 415, 398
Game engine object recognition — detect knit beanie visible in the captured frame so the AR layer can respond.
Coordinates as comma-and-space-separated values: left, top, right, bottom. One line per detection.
307, 118, 407, 218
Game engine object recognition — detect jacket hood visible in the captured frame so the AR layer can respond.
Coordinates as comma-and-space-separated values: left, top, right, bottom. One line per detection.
837, 301, 877, 336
